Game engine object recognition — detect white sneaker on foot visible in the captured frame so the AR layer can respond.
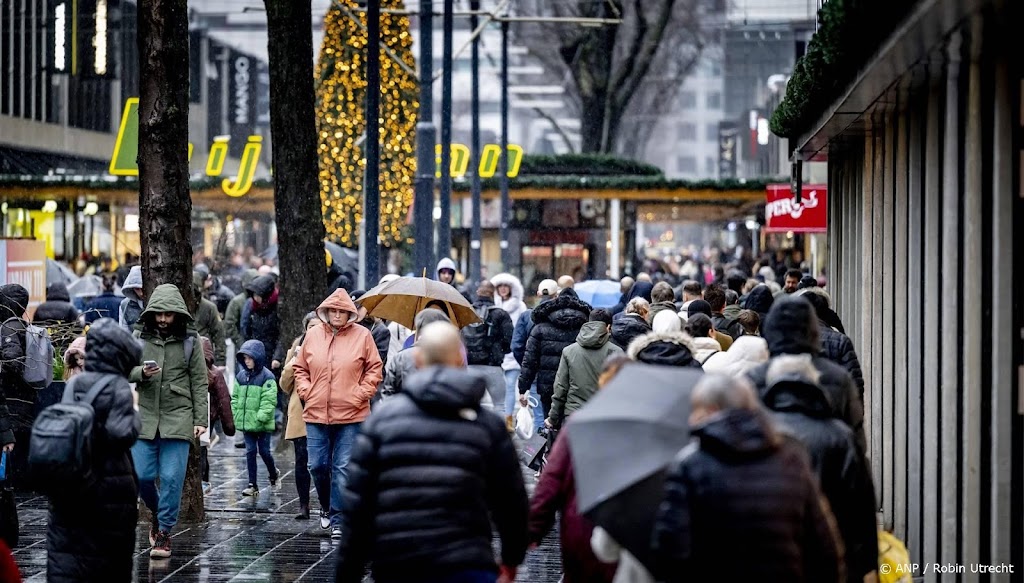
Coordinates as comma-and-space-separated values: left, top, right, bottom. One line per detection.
319, 510, 331, 530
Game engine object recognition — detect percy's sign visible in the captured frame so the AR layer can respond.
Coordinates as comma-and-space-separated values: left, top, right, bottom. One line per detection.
109, 98, 264, 197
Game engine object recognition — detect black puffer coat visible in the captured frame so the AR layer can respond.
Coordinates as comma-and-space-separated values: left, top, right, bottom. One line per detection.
33, 282, 80, 326
46, 318, 141, 583
518, 290, 591, 397
764, 380, 878, 582
746, 296, 866, 452
336, 367, 528, 582
610, 314, 650, 351
626, 330, 703, 369
652, 409, 844, 583
818, 323, 864, 393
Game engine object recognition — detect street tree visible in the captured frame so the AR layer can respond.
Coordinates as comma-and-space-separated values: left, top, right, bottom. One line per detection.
137, 0, 203, 521
515, 0, 710, 156
263, 0, 329, 343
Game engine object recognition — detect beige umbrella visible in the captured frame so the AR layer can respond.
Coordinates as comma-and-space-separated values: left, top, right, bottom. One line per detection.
355, 276, 480, 329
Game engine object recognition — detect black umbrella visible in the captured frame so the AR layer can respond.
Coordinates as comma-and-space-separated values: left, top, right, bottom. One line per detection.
566, 363, 703, 570
260, 241, 358, 276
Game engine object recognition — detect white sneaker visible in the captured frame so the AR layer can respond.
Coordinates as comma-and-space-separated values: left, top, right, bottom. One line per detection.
319, 510, 331, 530
331, 527, 342, 541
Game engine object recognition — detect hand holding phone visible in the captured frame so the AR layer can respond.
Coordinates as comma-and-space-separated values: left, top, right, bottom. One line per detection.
142, 360, 160, 378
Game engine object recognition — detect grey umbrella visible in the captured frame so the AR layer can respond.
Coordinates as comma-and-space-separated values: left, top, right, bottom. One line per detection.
566, 363, 703, 570
46, 259, 78, 287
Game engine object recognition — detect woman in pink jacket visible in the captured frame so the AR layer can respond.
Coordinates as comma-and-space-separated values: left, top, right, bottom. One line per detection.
293, 289, 383, 540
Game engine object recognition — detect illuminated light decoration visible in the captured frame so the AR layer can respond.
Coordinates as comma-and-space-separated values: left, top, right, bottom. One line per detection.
93, 0, 107, 75
125, 213, 140, 232
83, 202, 99, 216
54, 3, 67, 71
42, 200, 59, 213
315, 0, 418, 246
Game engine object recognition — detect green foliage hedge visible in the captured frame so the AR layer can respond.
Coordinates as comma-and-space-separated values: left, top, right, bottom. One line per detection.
770, 0, 918, 139
517, 154, 663, 177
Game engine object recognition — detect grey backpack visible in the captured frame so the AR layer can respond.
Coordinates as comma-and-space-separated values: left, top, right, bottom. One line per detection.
2, 318, 54, 389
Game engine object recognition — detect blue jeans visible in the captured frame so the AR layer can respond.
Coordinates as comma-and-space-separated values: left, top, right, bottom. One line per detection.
132, 437, 191, 532
243, 432, 278, 487
306, 422, 361, 527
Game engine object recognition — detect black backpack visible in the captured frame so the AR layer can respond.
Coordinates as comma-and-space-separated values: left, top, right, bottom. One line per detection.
462, 306, 500, 356
27, 376, 115, 494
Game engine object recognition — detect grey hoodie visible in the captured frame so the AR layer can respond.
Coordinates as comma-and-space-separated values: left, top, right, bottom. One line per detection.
118, 266, 144, 329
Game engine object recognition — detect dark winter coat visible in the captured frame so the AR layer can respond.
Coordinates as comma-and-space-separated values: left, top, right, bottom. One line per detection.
33, 282, 80, 326
242, 275, 281, 363
0, 285, 33, 438
46, 318, 141, 583
463, 297, 514, 367
610, 314, 651, 351
511, 297, 552, 365
202, 336, 235, 436
741, 284, 775, 320
85, 291, 124, 324
652, 409, 845, 583
549, 322, 622, 427
223, 269, 258, 351
764, 380, 878, 581
359, 316, 392, 367
712, 312, 745, 340
611, 282, 654, 323
529, 433, 617, 583
817, 322, 864, 394
518, 290, 591, 397
335, 367, 529, 583
745, 296, 866, 452
626, 330, 703, 369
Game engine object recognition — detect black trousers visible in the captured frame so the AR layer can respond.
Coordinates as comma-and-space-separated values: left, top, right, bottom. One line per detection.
291, 437, 310, 507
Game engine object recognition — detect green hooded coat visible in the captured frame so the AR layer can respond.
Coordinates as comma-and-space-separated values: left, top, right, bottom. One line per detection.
193, 273, 225, 365
129, 284, 209, 441
548, 321, 623, 427
223, 269, 258, 350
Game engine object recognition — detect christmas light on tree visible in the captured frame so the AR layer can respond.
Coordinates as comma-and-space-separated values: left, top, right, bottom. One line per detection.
315, 0, 419, 246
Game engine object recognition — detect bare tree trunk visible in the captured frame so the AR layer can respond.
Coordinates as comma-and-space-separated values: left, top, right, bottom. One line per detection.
264, 0, 327, 344
138, 0, 203, 523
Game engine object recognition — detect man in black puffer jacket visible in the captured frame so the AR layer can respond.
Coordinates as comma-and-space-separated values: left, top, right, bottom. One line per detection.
517, 288, 591, 418
798, 289, 863, 393
763, 355, 878, 583
46, 318, 141, 582
745, 295, 866, 453
336, 322, 528, 583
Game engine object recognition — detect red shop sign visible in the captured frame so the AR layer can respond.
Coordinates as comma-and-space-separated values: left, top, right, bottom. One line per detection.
764, 184, 827, 233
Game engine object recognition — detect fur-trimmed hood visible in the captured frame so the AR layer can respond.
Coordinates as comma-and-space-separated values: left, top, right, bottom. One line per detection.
626, 329, 703, 369
532, 288, 591, 330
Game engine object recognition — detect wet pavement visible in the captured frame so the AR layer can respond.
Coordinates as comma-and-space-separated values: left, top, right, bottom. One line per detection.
12, 431, 564, 582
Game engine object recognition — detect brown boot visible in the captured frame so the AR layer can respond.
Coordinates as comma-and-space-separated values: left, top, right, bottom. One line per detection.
505, 415, 515, 433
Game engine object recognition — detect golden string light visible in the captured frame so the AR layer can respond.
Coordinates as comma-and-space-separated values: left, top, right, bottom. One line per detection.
315, 0, 419, 247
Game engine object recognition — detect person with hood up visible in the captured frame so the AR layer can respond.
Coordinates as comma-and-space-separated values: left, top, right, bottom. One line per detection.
381, 309, 452, 400
223, 268, 259, 351
62, 335, 87, 380
611, 297, 651, 350
232, 339, 280, 497
436, 257, 458, 287
684, 314, 723, 365
741, 283, 775, 323
651, 374, 845, 582
491, 273, 527, 428
646, 282, 678, 325
745, 295, 866, 452
701, 334, 769, 378
651, 309, 682, 334
798, 289, 863, 392
118, 265, 145, 330
280, 312, 321, 519
335, 321, 528, 583
33, 282, 79, 328
85, 273, 123, 324
293, 288, 383, 540
0, 285, 36, 486
462, 281, 514, 421
762, 355, 878, 583
44, 318, 142, 583
193, 272, 226, 365
128, 284, 209, 558
547, 309, 622, 429
626, 327, 703, 369
517, 288, 592, 419
686, 300, 732, 351
611, 281, 654, 323
241, 274, 281, 369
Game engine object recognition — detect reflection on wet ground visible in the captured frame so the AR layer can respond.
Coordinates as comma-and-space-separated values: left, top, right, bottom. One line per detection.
14, 433, 563, 582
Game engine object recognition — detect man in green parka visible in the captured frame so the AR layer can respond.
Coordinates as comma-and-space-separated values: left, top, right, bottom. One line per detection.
129, 283, 209, 559
546, 308, 623, 429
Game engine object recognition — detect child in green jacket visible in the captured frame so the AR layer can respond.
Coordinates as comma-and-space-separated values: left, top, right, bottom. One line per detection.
232, 339, 279, 496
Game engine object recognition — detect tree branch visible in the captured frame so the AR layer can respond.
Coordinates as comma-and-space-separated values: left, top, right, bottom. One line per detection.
530, 106, 577, 153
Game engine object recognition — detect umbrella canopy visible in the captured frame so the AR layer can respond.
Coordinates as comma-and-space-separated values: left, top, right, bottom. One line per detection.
46, 259, 78, 287
356, 276, 480, 329
67, 275, 102, 298
566, 362, 703, 570
573, 279, 622, 308
260, 241, 358, 275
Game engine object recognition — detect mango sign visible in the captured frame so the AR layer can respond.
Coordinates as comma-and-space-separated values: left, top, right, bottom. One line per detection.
109, 98, 262, 197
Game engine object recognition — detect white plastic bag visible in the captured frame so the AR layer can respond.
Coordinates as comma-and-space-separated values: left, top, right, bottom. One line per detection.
515, 395, 538, 439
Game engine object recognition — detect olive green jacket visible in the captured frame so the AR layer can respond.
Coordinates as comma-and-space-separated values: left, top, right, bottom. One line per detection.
549, 321, 623, 427
129, 284, 209, 441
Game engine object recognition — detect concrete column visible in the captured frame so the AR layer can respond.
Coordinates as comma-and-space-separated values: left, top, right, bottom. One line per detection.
921, 63, 943, 581
609, 199, 621, 280
893, 100, 910, 541
861, 130, 876, 461
940, 31, 963, 577
881, 111, 896, 531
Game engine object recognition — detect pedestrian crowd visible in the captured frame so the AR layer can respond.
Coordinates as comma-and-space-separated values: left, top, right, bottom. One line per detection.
0, 251, 886, 583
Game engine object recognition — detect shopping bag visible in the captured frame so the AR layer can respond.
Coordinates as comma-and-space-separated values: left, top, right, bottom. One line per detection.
515, 395, 538, 440
519, 433, 547, 470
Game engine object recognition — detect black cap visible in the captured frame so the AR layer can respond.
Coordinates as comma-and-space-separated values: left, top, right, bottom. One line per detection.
686, 299, 713, 318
